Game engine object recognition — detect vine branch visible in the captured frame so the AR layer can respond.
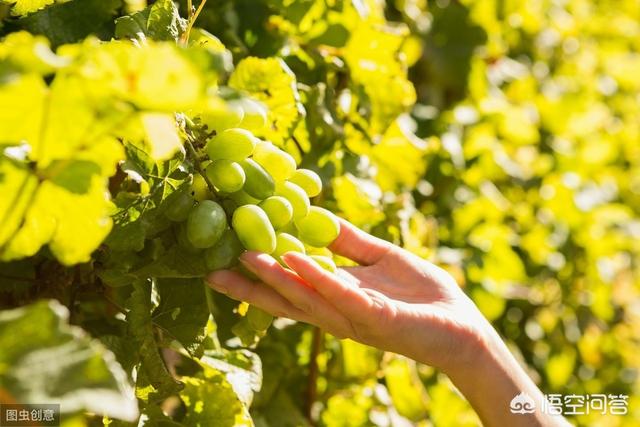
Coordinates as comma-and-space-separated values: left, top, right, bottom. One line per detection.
184, 136, 218, 197
306, 326, 323, 424
181, 0, 207, 45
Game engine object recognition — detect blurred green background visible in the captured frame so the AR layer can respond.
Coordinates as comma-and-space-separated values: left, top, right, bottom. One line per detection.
237, 1, 640, 425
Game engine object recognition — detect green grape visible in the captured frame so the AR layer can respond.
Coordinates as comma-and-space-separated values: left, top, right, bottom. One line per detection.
164, 189, 194, 221
246, 305, 273, 331
275, 181, 310, 220
232, 205, 276, 253
204, 228, 244, 271
186, 200, 227, 248
205, 128, 257, 161
252, 141, 296, 182
273, 232, 305, 263
295, 206, 340, 247
200, 98, 244, 133
310, 255, 338, 273
277, 221, 298, 235
259, 196, 293, 229
239, 158, 275, 200
191, 174, 210, 201
205, 159, 246, 193
176, 223, 203, 254
237, 99, 267, 131
288, 169, 322, 197
305, 246, 333, 257
228, 189, 260, 205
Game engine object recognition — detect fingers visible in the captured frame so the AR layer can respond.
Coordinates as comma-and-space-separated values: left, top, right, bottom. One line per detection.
238, 252, 318, 313
234, 252, 358, 337
206, 269, 309, 321
329, 218, 393, 266
281, 251, 373, 321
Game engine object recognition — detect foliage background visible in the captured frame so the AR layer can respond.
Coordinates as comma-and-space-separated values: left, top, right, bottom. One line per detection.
0, 0, 639, 426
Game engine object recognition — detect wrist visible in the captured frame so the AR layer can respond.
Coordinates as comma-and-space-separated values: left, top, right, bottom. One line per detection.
442, 324, 568, 427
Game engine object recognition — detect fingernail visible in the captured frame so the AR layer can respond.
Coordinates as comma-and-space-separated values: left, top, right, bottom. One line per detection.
207, 276, 228, 294
239, 257, 256, 274
280, 252, 296, 268
210, 285, 228, 295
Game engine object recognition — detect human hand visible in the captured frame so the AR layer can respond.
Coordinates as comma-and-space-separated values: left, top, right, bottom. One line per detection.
206, 218, 492, 374
207, 219, 570, 426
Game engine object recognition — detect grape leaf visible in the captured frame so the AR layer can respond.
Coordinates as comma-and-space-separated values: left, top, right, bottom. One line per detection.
127, 280, 182, 400
115, 0, 186, 42
0, 31, 68, 74
340, 339, 381, 379
0, 155, 39, 250
180, 362, 254, 427
140, 112, 183, 161
384, 356, 429, 421
371, 118, 428, 190
332, 174, 384, 227
229, 57, 304, 145
0, 300, 138, 421
1, 169, 115, 264
0, 73, 47, 148
152, 278, 210, 357
200, 349, 262, 408
1, 0, 58, 16
1, 136, 123, 265
343, 22, 416, 135
8, 0, 122, 47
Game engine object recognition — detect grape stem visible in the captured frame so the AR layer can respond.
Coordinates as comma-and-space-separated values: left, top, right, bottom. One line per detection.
306, 326, 322, 423
181, 0, 207, 45
184, 137, 218, 197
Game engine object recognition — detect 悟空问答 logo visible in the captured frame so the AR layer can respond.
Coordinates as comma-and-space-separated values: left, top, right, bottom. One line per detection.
510, 392, 536, 414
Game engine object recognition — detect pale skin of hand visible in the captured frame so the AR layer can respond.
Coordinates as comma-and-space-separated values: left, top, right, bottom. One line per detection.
207, 219, 570, 427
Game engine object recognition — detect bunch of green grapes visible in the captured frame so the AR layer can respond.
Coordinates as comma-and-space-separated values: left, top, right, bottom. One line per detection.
165, 98, 340, 332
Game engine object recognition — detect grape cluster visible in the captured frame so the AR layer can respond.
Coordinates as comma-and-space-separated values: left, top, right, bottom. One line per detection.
165, 98, 340, 287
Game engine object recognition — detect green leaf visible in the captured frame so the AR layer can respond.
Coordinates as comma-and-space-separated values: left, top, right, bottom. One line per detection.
1, 0, 58, 16
371, 118, 428, 191
152, 278, 210, 357
384, 356, 429, 421
8, 0, 122, 47
343, 22, 416, 134
145, 0, 185, 41
340, 339, 381, 379
200, 349, 262, 407
0, 31, 69, 74
127, 280, 182, 400
332, 174, 384, 227
115, 0, 186, 42
180, 362, 253, 427
133, 243, 209, 279
229, 57, 303, 145
320, 385, 373, 427
0, 155, 39, 249
0, 300, 138, 421
140, 112, 184, 161
1, 141, 123, 265
114, 7, 150, 41
74, 42, 204, 112
0, 73, 48, 148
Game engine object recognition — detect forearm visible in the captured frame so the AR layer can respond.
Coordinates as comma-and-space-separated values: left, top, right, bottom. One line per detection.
443, 327, 570, 427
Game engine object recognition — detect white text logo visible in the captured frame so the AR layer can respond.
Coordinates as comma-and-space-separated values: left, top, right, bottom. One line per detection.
510, 392, 536, 414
